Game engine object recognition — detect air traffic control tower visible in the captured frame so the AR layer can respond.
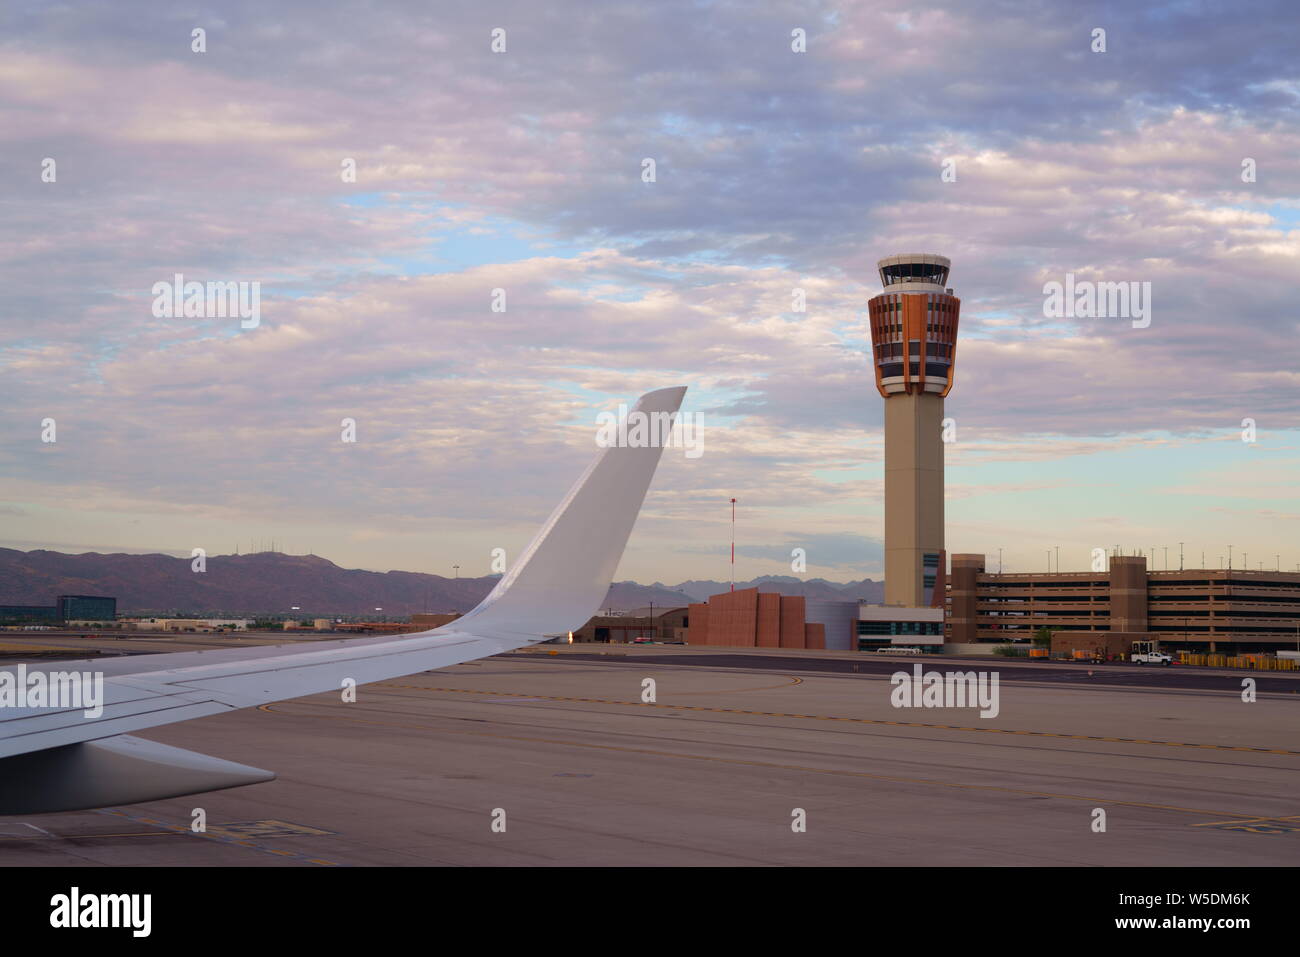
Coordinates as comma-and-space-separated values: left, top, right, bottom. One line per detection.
867, 253, 960, 607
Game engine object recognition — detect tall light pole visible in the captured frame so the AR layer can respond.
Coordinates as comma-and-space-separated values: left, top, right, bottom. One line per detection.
1163, 546, 1168, 571
1179, 542, 1184, 571
1228, 545, 1233, 570
1055, 545, 1060, 574
998, 548, 1003, 574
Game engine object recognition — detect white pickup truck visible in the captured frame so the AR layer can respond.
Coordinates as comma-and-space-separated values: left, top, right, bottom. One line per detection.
1131, 650, 1173, 665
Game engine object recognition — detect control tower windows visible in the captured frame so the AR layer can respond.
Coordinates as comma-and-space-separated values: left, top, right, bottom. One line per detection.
881, 263, 949, 286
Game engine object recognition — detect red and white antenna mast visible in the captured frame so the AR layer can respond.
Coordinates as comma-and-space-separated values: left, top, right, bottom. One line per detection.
730, 497, 736, 591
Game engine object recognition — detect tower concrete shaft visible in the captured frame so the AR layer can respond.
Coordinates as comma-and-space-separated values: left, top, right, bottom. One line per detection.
867, 253, 960, 608
884, 392, 945, 606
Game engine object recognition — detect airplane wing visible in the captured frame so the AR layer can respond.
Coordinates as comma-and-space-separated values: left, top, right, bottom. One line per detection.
0, 385, 686, 814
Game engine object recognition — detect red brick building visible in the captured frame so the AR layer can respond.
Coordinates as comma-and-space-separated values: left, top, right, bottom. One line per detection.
686, 587, 825, 649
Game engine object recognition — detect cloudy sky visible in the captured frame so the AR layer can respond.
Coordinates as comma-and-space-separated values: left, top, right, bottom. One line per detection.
1, 0, 1297, 584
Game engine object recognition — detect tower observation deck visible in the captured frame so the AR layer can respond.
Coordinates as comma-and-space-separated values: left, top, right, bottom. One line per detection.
867, 253, 960, 397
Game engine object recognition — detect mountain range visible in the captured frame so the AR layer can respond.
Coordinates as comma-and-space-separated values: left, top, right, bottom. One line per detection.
0, 548, 883, 618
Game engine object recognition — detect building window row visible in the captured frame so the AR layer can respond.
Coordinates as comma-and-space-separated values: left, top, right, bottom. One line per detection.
875, 343, 953, 362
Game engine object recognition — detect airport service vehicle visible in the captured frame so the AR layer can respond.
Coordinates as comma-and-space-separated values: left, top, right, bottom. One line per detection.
0, 386, 687, 815
1131, 640, 1173, 666
875, 646, 921, 655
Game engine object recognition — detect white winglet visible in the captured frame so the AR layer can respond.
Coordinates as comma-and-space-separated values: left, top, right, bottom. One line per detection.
455, 385, 687, 639
0, 386, 687, 811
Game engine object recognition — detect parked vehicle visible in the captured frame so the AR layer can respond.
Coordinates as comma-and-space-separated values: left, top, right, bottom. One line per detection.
1131, 640, 1172, 666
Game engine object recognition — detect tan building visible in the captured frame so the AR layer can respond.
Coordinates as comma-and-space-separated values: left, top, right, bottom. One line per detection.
948, 553, 1300, 652
571, 607, 688, 643
130, 618, 251, 632
409, 613, 462, 630
332, 621, 417, 634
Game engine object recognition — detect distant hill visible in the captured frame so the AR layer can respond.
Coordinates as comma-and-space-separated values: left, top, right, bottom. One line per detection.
662, 575, 884, 603
0, 548, 881, 618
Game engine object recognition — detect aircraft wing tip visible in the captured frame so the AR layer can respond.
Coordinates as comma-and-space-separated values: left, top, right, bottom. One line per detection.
635, 385, 688, 408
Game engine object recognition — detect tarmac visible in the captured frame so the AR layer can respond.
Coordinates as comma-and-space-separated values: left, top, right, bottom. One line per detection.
1, 637, 1297, 866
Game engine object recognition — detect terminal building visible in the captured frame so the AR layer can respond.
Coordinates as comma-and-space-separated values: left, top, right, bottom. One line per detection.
948, 554, 1300, 653
683, 590, 941, 651
0, 594, 117, 624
